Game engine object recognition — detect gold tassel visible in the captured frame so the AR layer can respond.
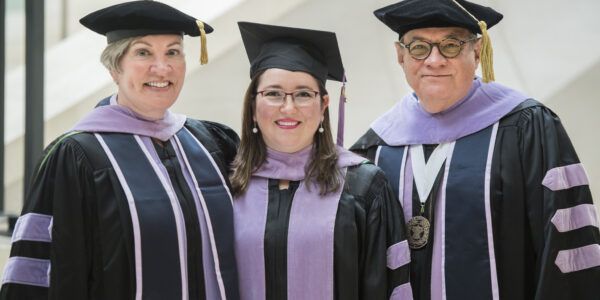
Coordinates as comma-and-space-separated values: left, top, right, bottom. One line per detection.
452, 0, 495, 83
196, 20, 208, 65
478, 21, 494, 83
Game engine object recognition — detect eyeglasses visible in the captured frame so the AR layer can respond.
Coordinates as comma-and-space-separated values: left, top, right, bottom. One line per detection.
256, 89, 320, 106
399, 37, 478, 60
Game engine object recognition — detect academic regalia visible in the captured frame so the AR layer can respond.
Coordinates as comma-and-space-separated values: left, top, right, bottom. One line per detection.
234, 147, 411, 300
1, 1, 235, 298
350, 78, 600, 300
234, 22, 412, 299
0, 95, 240, 300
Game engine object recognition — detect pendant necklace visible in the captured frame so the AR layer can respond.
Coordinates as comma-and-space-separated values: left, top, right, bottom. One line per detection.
406, 143, 450, 249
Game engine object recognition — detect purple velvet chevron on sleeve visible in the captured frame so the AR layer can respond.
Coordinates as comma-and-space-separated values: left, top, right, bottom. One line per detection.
555, 244, 600, 273
542, 163, 589, 191
387, 240, 410, 270
551, 204, 599, 233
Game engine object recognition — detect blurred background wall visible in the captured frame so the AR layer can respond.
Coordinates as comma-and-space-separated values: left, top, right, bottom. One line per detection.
1, 0, 598, 275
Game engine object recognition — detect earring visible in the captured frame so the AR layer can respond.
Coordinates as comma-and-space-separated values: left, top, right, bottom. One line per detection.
252, 122, 258, 134
318, 122, 324, 133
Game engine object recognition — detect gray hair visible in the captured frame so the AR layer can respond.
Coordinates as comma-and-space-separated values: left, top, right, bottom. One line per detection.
100, 37, 136, 73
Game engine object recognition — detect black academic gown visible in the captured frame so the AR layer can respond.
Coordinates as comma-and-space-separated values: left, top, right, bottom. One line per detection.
0, 119, 239, 300
351, 100, 600, 300
257, 163, 410, 300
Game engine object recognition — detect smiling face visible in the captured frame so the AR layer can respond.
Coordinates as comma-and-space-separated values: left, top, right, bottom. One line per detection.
110, 34, 186, 118
253, 68, 329, 153
396, 27, 481, 113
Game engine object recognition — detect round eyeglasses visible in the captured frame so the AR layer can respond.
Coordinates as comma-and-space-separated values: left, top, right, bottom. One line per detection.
257, 89, 320, 106
399, 37, 478, 60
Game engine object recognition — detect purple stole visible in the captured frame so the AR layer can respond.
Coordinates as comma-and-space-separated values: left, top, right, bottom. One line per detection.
234, 146, 365, 300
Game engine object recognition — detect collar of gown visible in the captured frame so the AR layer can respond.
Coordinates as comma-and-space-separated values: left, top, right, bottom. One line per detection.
371, 78, 529, 146
70, 93, 186, 141
252, 145, 366, 181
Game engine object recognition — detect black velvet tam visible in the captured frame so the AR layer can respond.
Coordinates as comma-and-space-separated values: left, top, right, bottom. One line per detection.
80, 0, 213, 43
238, 21, 344, 83
374, 0, 503, 37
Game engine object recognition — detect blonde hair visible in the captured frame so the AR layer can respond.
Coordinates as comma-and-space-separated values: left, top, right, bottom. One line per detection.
100, 37, 136, 72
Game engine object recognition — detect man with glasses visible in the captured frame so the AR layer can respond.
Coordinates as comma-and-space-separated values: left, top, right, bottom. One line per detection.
351, 0, 600, 299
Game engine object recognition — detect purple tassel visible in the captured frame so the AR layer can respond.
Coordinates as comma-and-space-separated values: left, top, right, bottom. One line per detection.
336, 71, 346, 146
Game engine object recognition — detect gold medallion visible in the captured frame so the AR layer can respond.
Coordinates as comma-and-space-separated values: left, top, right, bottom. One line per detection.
406, 216, 430, 249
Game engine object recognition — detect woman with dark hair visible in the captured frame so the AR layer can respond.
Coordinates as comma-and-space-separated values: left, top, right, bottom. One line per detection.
231, 22, 413, 300
0, 2, 239, 299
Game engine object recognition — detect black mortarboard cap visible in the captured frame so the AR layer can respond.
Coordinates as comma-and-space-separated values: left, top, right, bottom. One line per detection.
238, 21, 344, 84
374, 0, 502, 38
375, 0, 502, 83
80, 0, 213, 64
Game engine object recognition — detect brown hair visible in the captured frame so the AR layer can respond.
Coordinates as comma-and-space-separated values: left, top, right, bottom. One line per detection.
230, 70, 342, 196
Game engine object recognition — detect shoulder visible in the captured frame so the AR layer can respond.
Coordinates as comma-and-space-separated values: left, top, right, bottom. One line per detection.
185, 119, 237, 135
32, 131, 108, 185
347, 162, 382, 179
500, 99, 559, 128
41, 132, 106, 169
344, 163, 388, 200
185, 119, 239, 148
184, 119, 240, 170
349, 129, 388, 158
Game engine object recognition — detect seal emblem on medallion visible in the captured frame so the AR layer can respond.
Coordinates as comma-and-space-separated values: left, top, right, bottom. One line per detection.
406, 215, 430, 249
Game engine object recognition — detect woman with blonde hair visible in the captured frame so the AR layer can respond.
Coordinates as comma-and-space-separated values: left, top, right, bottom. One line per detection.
0, 2, 239, 299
